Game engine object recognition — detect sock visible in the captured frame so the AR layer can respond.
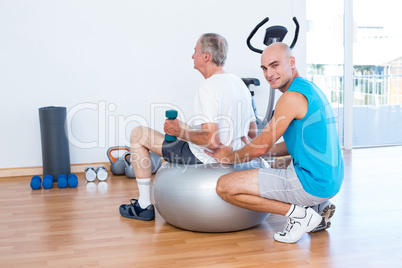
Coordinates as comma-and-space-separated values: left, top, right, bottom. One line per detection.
286, 204, 307, 218
137, 178, 152, 209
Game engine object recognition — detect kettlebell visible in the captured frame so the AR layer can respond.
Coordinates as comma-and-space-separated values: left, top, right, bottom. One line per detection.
124, 151, 162, 178
107, 146, 130, 175
124, 152, 136, 178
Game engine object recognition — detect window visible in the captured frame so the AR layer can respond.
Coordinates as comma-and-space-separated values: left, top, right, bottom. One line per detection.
306, 0, 402, 147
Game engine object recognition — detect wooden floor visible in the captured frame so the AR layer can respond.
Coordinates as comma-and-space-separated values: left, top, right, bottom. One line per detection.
1, 146, 402, 267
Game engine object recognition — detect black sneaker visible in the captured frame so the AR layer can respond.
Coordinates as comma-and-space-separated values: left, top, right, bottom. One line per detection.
310, 201, 336, 232
119, 199, 155, 221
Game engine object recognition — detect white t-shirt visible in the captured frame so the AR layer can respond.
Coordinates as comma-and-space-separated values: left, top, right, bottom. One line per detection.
189, 73, 256, 163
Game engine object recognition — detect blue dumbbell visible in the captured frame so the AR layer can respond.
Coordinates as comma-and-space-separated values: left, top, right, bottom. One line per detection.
67, 174, 78, 188
57, 174, 68, 188
30, 175, 42, 190
165, 110, 178, 142
42, 175, 54, 189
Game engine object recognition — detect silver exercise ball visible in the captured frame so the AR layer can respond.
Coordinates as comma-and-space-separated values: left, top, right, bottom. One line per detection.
153, 161, 270, 232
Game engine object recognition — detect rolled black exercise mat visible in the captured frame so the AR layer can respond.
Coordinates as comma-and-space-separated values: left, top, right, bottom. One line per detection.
39, 106, 71, 179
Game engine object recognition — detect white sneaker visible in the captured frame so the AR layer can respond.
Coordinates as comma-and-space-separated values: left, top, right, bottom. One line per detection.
274, 207, 321, 243
310, 201, 336, 233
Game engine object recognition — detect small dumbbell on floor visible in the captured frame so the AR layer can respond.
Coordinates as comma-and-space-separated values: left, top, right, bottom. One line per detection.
67, 174, 78, 188
85, 166, 97, 182
96, 165, 108, 181
30, 175, 53, 189
85, 165, 108, 182
30, 176, 42, 190
42, 175, 54, 189
57, 174, 68, 188
30, 174, 78, 190
57, 174, 78, 188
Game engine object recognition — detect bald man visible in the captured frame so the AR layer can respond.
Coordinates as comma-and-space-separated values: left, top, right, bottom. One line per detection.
206, 43, 344, 244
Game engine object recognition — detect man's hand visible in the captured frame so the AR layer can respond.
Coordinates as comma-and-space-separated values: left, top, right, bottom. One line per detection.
164, 119, 182, 138
204, 141, 233, 164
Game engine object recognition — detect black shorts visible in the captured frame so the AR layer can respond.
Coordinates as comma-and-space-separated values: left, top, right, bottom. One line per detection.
162, 140, 203, 165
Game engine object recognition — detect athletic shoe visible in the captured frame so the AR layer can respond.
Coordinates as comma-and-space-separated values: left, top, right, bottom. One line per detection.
119, 199, 155, 221
310, 200, 336, 233
274, 207, 321, 243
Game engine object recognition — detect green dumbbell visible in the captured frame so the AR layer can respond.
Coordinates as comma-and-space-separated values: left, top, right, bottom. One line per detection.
165, 110, 178, 142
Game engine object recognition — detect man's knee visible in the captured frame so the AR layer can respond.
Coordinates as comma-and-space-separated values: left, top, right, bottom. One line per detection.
216, 174, 232, 199
130, 126, 150, 145
130, 126, 141, 141
216, 169, 260, 200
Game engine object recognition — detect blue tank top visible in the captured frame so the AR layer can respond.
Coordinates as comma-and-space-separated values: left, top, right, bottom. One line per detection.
283, 77, 344, 198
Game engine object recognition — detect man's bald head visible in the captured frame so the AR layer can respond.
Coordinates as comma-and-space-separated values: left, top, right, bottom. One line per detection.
262, 42, 293, 59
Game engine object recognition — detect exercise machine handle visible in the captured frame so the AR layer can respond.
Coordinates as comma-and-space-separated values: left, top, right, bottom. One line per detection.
247, 17, 299, 53
246, 17, 269, 54
289, 17, 299, 49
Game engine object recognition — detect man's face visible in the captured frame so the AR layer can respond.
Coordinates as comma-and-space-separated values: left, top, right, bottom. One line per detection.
192, 40, 205, 70
260, 47, 294, 91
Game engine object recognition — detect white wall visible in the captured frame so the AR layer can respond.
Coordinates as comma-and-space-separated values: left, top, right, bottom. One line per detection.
0, 0, 306, 169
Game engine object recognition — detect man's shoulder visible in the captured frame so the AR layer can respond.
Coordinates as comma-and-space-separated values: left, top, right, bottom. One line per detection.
206, 73, 240, 82
201, 73, 243, 89
289, 77, 311, 88
287, 77, 319, 97
280, 90, 308, 104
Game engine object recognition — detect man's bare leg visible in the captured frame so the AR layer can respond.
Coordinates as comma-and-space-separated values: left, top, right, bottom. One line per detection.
216, 169, 291, 215
130, 126, 164, 178
130, 126, 164, 208
216, 169, 321, 243
119, 126, 165, 221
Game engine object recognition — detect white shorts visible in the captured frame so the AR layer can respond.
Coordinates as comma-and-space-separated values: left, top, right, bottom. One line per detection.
258, 160, 329, 206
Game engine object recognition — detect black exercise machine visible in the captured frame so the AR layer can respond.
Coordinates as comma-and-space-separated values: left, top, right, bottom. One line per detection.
242, 17, 299, 131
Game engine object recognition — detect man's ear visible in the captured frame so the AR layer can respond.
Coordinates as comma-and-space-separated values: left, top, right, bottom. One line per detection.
290, 56, 296, 69
204, 52, 211, 62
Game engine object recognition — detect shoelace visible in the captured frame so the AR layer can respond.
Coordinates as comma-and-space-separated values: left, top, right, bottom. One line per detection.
279, 218, 296, 234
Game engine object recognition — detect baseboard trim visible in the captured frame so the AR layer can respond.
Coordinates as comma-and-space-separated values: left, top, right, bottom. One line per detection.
0, 162, 110, 178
